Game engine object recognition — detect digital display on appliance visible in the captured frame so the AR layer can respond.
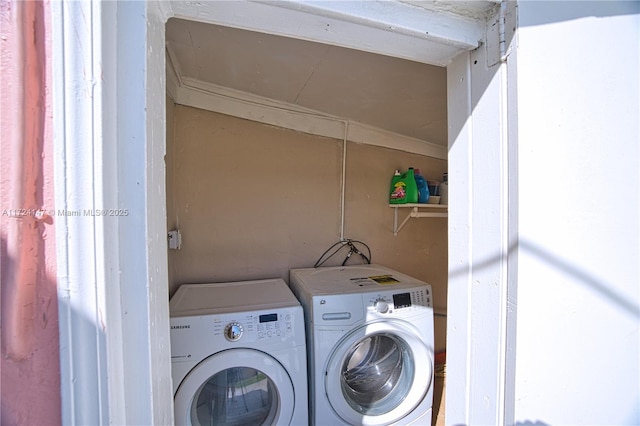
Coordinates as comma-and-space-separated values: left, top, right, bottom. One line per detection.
393, 292, 412, 309
259, 313, 278, 323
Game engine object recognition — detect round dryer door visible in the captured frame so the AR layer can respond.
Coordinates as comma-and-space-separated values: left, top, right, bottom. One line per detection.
174, 348, 295, 426
325, 320, 432, 425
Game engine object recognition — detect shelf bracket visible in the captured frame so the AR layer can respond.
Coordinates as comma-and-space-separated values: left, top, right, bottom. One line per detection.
391, 204, 448, 236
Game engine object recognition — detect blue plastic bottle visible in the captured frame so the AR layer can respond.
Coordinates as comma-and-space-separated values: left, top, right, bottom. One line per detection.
414, 168, 430, 203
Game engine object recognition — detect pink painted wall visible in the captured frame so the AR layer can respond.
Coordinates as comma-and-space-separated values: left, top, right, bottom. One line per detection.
1, 1, 61, 424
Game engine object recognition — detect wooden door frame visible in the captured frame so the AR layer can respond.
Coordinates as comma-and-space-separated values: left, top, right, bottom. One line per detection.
52, 1, 517, 424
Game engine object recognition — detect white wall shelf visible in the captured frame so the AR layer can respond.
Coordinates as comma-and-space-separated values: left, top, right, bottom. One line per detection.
389, 203, 448, 235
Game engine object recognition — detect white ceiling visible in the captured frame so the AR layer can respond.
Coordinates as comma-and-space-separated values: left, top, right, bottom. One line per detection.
165, 1, 496, 148
166, 18, 448, 146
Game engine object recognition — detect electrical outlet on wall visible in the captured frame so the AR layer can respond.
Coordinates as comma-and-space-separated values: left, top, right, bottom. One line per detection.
168, 230, 182, 250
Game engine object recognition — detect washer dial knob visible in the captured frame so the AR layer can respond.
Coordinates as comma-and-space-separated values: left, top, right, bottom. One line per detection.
224, 322, 243, 341
374, 298, 389, 313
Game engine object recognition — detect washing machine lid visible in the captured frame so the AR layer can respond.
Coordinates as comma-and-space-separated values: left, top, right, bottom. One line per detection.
170, 279, 299, 316
174, 348, 295, 426
324, 320, 432, 425
290, 264, 429, 296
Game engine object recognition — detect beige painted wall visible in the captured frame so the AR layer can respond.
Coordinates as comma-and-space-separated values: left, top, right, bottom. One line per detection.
166, 104, 448, 351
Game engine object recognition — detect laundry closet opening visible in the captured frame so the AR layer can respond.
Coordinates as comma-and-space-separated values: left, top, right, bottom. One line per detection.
165, 16, 449, 424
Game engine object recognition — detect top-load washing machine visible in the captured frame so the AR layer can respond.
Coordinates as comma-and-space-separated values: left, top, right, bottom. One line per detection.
170, 279, 308, 426
289, 264, 434, 426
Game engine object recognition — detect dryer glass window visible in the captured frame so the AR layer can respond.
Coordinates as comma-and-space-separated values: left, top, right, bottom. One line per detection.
341, 333, 414, 415
191, 367, 278, 425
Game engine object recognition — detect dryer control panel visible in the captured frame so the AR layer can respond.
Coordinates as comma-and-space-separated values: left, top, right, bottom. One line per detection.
212, 311, 294, 343
170, 305, 305, 364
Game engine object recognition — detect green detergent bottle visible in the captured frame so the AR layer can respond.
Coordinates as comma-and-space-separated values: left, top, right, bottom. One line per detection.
389, 168, 419, 204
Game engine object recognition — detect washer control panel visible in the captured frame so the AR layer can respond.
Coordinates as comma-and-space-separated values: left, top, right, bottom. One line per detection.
373, 297, 390, 313
366, 287, 431, 314
213, 311, 293, 342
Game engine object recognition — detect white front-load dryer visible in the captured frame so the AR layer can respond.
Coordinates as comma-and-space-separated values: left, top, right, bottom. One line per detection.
289, 265, 434, 426
170, 279, 308, 426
